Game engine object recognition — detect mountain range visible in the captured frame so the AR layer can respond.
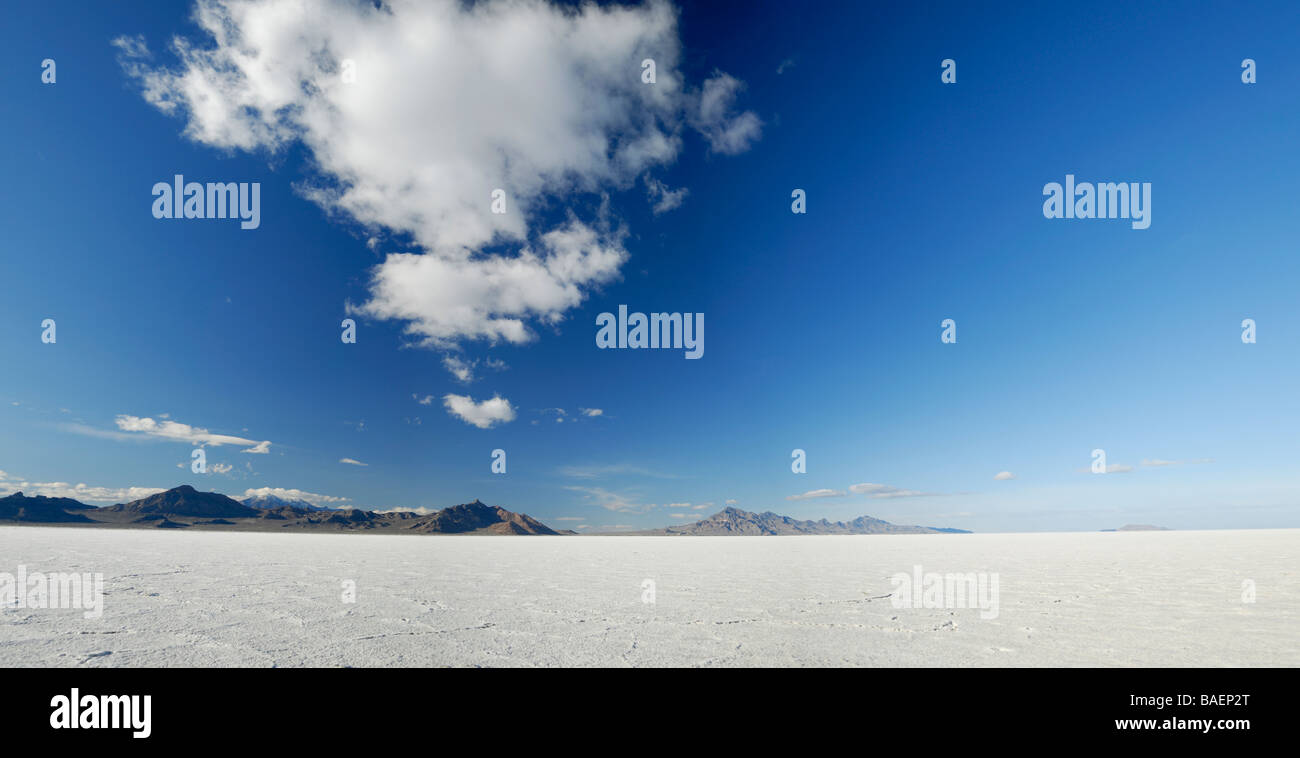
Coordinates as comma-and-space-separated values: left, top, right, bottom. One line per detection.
0, 486, 970, 536
0, 485, 563, 535
626, 506, 969, 535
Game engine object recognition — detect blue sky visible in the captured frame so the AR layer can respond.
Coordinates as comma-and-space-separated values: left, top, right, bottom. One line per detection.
2, 0, 1298, 532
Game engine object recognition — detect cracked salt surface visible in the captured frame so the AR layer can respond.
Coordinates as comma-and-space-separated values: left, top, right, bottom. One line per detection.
1, 527, 1295, 667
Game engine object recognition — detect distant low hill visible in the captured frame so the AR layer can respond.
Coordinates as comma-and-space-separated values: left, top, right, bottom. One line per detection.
627, 506, 969, 535
1102, 524, 1172, 532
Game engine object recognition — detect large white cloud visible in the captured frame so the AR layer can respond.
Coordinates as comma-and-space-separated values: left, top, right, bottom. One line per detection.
116, 0, 758, 348
353, 219, 628, 345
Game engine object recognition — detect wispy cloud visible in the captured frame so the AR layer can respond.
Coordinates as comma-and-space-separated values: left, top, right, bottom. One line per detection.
786, 488, 846, 501
849, 483, 943, 499
67, 414, 272, 453
1077, 464, 1134, 474
59, 423, 140, 443
1141, 458, 1214, 467
558, 463, 679, 480
789, 485, 941, 502
442, 355, 476, 383
693, 72, 763, 155
339, 458, 368, 467
565, 485, 653, 513
645, 176, 688, 214
437, 355, 506, 383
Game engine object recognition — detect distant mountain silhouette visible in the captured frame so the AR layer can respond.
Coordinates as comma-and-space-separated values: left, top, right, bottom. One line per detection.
1102, 524, 1172, 532
635, 506, 968, 535
0, 492, 96, 523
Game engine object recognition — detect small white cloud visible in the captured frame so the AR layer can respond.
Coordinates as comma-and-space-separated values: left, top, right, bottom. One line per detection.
994, 471, 1015, 481
645, 176, 688, 214
442, 355, 476, 383
444, 393, 516, 429
413, 394, 434, 406
373, 505, 437, 515
693, 71, 762, 155
540, 407, 569, 423
339, 458, 368, 467
579, 408, 604, 417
